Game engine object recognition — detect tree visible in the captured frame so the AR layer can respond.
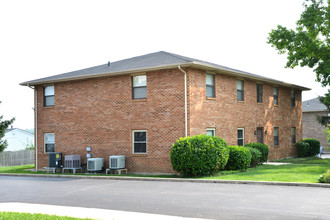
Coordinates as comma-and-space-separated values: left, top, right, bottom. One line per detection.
324, 124, 330, 146
318, 89, 330, 126
0, 101, 15, 152
267, 0, 329, 87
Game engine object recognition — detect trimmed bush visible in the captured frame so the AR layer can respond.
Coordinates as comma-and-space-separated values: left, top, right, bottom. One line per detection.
318, 169, 330, 183
244, 143, 269, 163
170, 134, 229, 177
225, 145, 252, 171
244, 147, 262, 167
303, 138, 321, 156
296, 141, 309, 157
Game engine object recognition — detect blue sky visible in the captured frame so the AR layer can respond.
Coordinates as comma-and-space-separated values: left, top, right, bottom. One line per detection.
0, 0, 328, 129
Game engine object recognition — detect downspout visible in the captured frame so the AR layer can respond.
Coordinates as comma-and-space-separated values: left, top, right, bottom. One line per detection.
178, 66, 188, 137
28, 84, 37, 171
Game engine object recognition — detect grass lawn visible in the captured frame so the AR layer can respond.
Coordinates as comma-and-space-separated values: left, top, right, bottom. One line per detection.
272, 156, 330, 165
202, 164, 329, 183
0, 164, 35, 173
1, 162, 329, 183
0, 212, 92, 220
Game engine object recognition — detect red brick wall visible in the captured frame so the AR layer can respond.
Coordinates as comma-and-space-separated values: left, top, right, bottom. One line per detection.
187, 68, 302, 160
35, 67, 304, 173
303, 111, 328, 150
35, 69, 185, 173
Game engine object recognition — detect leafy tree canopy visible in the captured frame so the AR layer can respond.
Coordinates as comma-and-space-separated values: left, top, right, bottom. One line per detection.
0, 101, 15, 152
267, 0, 329, 87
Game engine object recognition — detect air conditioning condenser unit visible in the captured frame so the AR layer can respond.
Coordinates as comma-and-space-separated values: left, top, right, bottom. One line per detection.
87, 158, 104, 172
109, 155, 125, 169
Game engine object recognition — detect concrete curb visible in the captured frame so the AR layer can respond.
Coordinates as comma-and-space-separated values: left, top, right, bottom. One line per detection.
1, 173, 330, 188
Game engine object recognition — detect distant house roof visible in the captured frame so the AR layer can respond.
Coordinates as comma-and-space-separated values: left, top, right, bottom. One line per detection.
5, 128, 34, 135
20, 51, 310, 91
302, 98, 327, 112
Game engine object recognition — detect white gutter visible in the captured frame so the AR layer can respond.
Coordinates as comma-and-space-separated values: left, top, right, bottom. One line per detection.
28, 84, 38, 171
178, 66, 188, 137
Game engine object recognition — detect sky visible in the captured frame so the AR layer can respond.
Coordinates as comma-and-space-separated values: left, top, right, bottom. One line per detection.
0, 0, 328, 129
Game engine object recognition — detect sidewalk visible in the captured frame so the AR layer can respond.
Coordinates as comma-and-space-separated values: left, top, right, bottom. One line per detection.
0, 202, 205, 220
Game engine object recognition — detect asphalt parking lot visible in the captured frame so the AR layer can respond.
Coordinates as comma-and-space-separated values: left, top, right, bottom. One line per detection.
1, 176, 329, 219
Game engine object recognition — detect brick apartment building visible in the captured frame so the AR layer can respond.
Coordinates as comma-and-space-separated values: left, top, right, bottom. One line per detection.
21, 51, 309, 173
302, 98, 329, 151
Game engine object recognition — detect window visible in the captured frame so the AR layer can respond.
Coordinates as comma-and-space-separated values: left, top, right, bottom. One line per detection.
206, 128, 215, 137
44, 133, 55, 153
291, 127, 296, 144
273, 87, 278, 105
237, 80, 244, 101
291, 90, 295, 107
133, 130, 147, 153
237, 128, 244, 146
206, 73, 215, 98
132, 75, 147, 99
274, 127, 279, 146
257, 84, 263, 103
44, 85, 54, 106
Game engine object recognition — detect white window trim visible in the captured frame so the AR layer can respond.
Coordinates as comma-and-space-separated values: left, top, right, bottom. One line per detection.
131, 72, 146, 76
132, 74, 147, 100
237, 80, 244, 101
206, 128, 216, 137
237, 128, 244, 146
44, 133, 55, 154
206, 73, 215, 98
132, 130, 147, 154
44, 85, 55, 107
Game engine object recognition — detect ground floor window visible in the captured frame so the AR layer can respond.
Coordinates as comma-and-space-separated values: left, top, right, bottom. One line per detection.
274, 127, 279, 146
291, 127, 296, 144
44, 133, 55, 153
133, 130, 147, 153
206, 128, 215, 137
237, 128, 244, 146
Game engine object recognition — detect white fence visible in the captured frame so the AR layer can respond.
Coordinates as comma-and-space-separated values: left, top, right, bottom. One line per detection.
0, 150, 34, 167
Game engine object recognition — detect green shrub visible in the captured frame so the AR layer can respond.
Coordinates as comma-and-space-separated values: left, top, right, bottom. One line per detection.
244, 147, 262, 167
170, 134, 229, 177
225, 145, 252, 171
244, 143, 269, 163
296, 141, 309, 157
318, 169, 330, 183
303, 138, 321, 156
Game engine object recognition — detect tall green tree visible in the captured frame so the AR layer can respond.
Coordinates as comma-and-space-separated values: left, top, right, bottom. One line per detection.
0, 101, 15, 152
267, 0, 329, 87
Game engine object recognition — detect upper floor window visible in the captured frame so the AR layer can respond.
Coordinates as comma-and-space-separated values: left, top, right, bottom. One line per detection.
291, 127, 296, 144
273, 87, 278, 105
44, 133, 55, 153
206, 128, 215, 137
291, 90, 295, 107
206, 74, 215, 98
237, 128, 244, 146
257, 84, 263, 103
132, 75, 147, 99
274, 127, 279, 146
44, 85, 54, 106
133, 130, 147, 154
237, 80, 244, 101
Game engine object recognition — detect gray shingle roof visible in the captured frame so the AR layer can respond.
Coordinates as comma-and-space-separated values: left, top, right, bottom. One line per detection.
20, 51, 310, 91
302, 98, 327, 112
